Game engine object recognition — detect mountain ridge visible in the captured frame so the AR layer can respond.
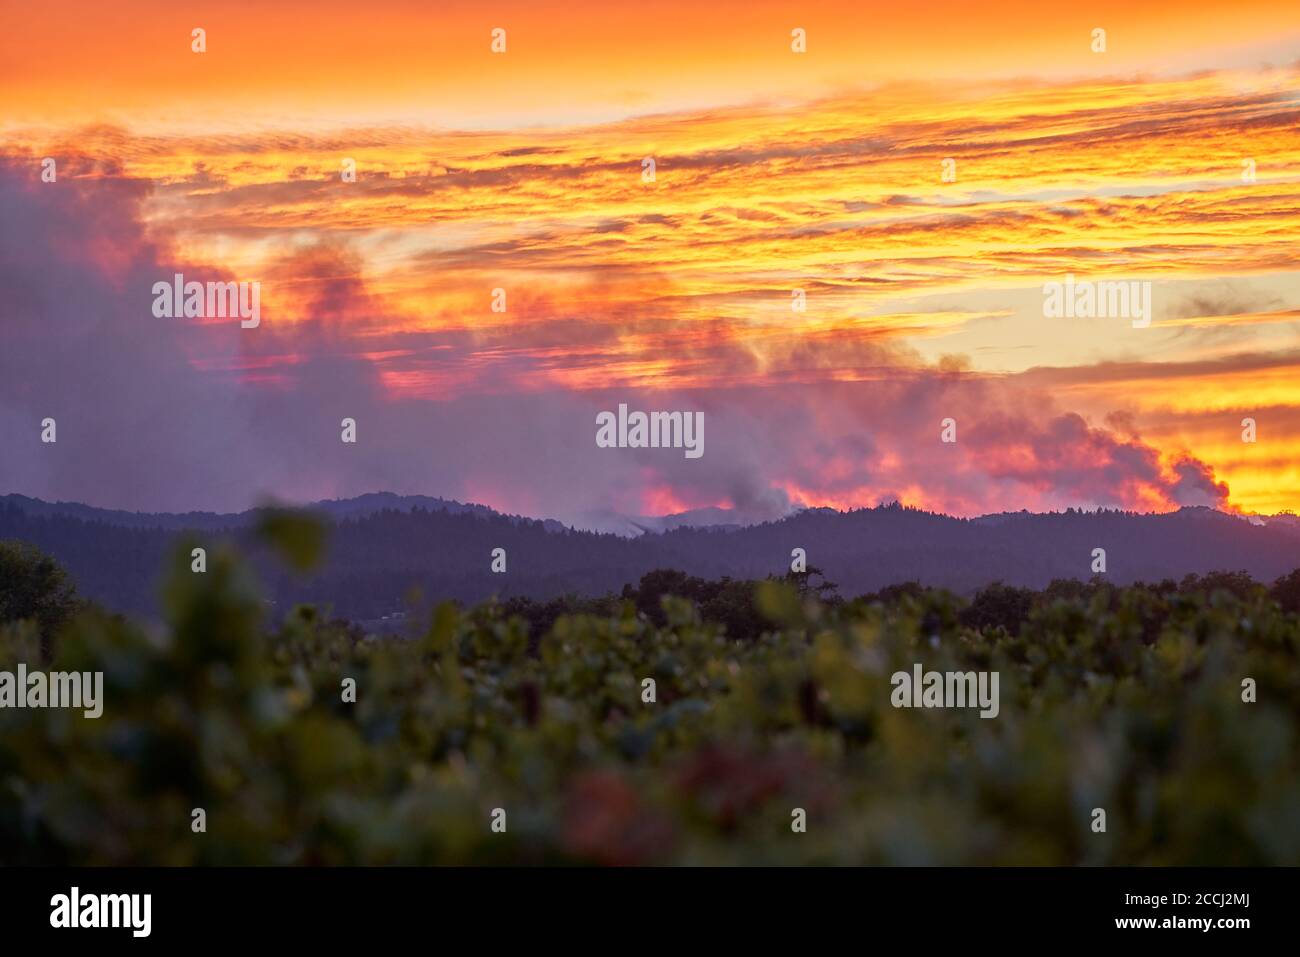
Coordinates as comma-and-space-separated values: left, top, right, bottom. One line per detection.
4, 492, 1300, 621
5, 491, 1295, 535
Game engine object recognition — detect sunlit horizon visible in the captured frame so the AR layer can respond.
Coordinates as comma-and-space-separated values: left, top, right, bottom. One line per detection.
3, 2, 1299, 524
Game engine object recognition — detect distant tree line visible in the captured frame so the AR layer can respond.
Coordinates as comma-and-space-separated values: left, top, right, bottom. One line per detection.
4, 495, 1300, 630
496, 565, 1300, 644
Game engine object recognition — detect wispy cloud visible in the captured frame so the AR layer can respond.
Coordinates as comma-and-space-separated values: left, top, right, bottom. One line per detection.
2, 53, 1299, 517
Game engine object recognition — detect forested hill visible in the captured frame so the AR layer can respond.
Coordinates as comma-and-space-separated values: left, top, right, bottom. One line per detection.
3, 495, 1299, 620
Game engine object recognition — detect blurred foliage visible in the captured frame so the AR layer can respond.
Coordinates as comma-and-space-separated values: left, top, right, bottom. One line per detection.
252, 506, 328, 573
1, 531, 1298, 865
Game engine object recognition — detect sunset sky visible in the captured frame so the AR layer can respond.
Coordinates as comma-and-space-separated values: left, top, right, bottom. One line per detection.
2, 1, 1299, 525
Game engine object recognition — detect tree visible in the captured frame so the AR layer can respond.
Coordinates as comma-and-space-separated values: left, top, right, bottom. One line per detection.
960, 581, 1036, 635
0, 540, 81, 654
784, 564, 839, 602
868, 581, 925, 604
1180, 570, 1261, 602
1271, 568, 1300, 614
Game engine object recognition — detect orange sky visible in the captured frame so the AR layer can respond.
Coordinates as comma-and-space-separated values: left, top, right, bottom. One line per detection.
6, 0, 1300, 127
2, 2, 1299, 520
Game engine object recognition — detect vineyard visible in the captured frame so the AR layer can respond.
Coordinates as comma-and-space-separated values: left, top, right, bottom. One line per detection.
2, 526, 1299, 866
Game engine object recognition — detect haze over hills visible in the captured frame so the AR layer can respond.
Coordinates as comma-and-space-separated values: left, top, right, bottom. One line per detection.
4, 492, 1300, 622
0, 491, 544, 530
0, 491, 776, 537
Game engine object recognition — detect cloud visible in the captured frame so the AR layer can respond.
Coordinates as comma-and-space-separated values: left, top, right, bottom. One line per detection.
2, 64, 1278, 523
1166, 281, 1284, 320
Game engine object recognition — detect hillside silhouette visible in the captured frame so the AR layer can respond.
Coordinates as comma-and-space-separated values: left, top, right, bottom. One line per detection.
3, 494, 1299, 620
